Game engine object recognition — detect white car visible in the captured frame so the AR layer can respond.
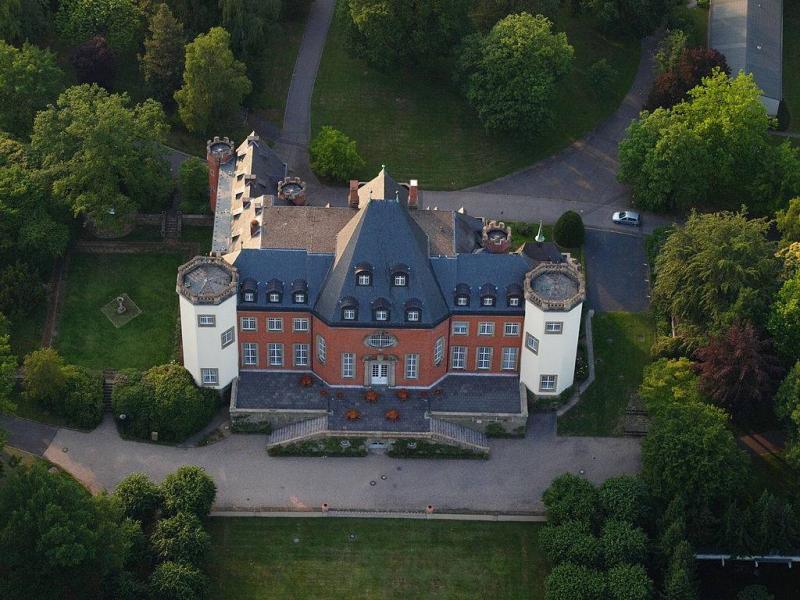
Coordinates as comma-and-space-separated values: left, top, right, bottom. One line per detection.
612, 211, 641, 227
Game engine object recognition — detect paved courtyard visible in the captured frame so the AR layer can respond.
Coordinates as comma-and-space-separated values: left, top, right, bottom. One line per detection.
42, 413, 640, 514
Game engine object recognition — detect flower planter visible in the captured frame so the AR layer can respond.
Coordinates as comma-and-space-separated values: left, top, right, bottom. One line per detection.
385, 409, 400, 422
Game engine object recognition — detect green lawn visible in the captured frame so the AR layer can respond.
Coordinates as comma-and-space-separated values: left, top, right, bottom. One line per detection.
206, 518, 547, 599
180, 226, 213, 254
558, 312, 655, 436
312, 7, 640, 189
55, 253, 184, 370
785, 0, 800, 131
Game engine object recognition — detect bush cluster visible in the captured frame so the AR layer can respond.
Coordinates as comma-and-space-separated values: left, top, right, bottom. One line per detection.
554, 210, 585, 248
268, 437, 367, 457
387, 439, 487, 459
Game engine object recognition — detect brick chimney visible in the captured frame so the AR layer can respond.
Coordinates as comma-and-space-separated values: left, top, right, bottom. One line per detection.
408, 179, 419, 209
348, 180, 360, 209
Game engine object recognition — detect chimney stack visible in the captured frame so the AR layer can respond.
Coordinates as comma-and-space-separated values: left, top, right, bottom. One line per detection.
348, 180, 360, 209
408, 179, 419, 209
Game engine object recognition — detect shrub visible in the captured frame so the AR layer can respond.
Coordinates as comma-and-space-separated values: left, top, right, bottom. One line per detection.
387, 439, 487, 459
114, 472, 163, 523
161, 465, 217, 518
71, 35, 116, 88
545, 563, 607, 600
148, 560, 207, 600
22, 348, 67, 410
554, 210, 585, 247
267, 437, 367, 457
606, 563, 653, 600
599, 475, 649, 525
178, 158, 209, 214
485, 422, 524, 438
588, 59, 617, 96
600, 519, 648, 567
539, 521, 602, 567
61, 365, 103, 429
150, 512, 210, 565
0, 261, 45, 319
543, 473, 599, 526
309, 126, 365, 181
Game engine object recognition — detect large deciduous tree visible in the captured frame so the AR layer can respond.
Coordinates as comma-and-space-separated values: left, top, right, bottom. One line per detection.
150, 511, 210, 565
458, 12, 573, 134
768, 270, 800, 364
70, 35, 117, 88
619, 72, 800, 213
161, 465, 217, 518
0, 41, 64, 138
175, 27, 252, 135
220, 0, 281, 60
165, 0, 219, 37
638, 358, 703, 417
584, 0, 667, 37
56, 0, 144, 53
0, 0, 52, 45
30, 84, 171, 229
646, 47, 729, 110
140, 3, 185, 104
309, 126, 365, 182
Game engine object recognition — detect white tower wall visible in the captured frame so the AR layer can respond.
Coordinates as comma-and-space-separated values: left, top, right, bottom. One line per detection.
179, 294, 239, 389
520, 298, 582, 396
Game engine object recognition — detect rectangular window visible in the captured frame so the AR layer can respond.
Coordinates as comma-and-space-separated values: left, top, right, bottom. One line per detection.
268, 343, 283, 367
478, 322, 495, 336
405, 354, 419, 379
198, 314, 216, 327
292, 318, 309, 332
243, 291, 255, 302
220, 327, 235, 349
343, 308, 356, 321
502, 347, 519, 370
433, 336, 444, 365
200, 368, 218, 386
240, 317, 256, 331
452, 322, 468, 335
451, 346, 466, 369
540, 374, 558, 392
504, 322, 520, 336
525, 333, 539, 354
268, 292, 280, 303
267, 317, 283, 331
294, 343, 309, 367
242, 343, 258, 366
545, 321, 564, 334
342, 352, 355, 378
317, 335, 326, 364
476, 347, 492, 370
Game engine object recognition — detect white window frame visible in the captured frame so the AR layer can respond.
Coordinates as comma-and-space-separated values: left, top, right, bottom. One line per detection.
198, 314, 216, 327
374, 309, 389, 321
317, 335, 327, 364
240, 316, 256, 331
292, 318, 309, 332
220, 327, 235, 349
200, 368, 218, 386
267, 317, 283, 331
294, 343, 309, 367
502, 347, 518, 371
508, 296, 521, 307
268, 343, 283, 367
481, 296, 495, 307
478, 322, 495, 336
293, 292, 306, 304
433, 336, 444, 365
242, 343, 258, 366
357, 273, 371, 286
504, 322, 520, 336
406, 309, 420, 322
540, 374, 558, 392
342, 352, 355, 379
451, 346, 466, 370
268, 292, 281, 303
525, 333, 539, 354
343, 308, 356, 321
545, 321, 564, 335
393, 274, 407, 287
452, 321, 468, 335
405, 354, 419, 379
476, 347, 492, 370
456, 295, 469, 306
243, 291, 255, 302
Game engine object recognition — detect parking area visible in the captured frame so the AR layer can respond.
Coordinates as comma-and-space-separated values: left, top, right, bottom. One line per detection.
584, 228, 650, 312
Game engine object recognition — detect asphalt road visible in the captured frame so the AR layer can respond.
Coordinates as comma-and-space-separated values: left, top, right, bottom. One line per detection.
584, 228, 650, 312
0, 414, 58, 456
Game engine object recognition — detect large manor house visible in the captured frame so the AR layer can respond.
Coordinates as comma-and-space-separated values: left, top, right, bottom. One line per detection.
176, 135, 585, 449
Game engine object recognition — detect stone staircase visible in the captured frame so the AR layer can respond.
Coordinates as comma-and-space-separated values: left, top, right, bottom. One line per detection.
164, 212, 180, 240
102, 370, 116, 413
266, 416, 329, 448
429, 418, 489, 452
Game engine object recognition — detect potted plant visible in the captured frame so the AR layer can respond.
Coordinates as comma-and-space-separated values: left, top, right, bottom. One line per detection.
433, 388, 444, 396
299, 374, 313, 388
335, 391, 344, 399
395, 389, 409, 400
319, 389, 328, 397
345, 408, 361, 421
364, 390, 379, 403
385, 408, 400, 422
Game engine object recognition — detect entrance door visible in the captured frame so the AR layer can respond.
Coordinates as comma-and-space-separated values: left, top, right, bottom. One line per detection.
371, 362, 389, 385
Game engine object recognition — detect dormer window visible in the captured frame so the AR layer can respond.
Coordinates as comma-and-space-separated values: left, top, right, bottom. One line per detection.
406, 309, 420, 322
508, 296, 521, 307
340, 297, 358, 321
294, 292, 306, 304
456, 295, 468, 306
454, 283, 470, 307
358, 273, 371, 286
506, 283, 523, 308
391, 264, 410, 287
355, 262, 373, 286
480, 283, 497, 307
375, 309, 389, 321
482, 296, 495, 306
268, 292, 280, 303
241, 278, 258, 303
372, 298, 391, 322
266, 279, 283, 304
244, 292, 255, 302
343, 308, 357, 320
291, 280, 308, 305
404, 298, 422, 323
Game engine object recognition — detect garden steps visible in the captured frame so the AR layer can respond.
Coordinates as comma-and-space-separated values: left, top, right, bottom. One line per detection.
429, 418, 489, 452
266, 416, 329, 448
102, 369, 116, 413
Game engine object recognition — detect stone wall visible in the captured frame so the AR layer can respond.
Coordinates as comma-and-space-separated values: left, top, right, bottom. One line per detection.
229, 408, 328, 433
182, 214, 214, 226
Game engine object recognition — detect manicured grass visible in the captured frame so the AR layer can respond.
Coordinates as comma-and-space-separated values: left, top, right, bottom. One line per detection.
785, 0, 800, 132
55, 253, 184, 370
558, 312, 655, 436
312, 7, 640, 189
180, 226, 213, 253
206, 518, 548, 599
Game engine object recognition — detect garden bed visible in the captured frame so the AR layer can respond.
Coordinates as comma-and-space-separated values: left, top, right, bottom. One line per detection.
387, 439, 487, 460
267, 437, 367, 457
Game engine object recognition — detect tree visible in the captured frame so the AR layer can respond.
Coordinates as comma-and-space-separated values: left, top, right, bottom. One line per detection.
150, 511, 210, 565
545, 562, 607, 600
606, 564, 653, 600
344, 0, 471, 70
775, 363, 800, 468
161, 465, 217, 518
655, 30, 688, 74
598, 475, 649, 526
22, 348, 67, 410
652, 211, 779, 334
543, 473, 600, 526
776, 197, 800, 245
0, 41, 64, 138
554, 210, 585, 247
220, 0, 281, 59
62, 365, 103, 429
646, 48, 729, 111
768, 271, 800, 363
175, 27, 252, 135
584, 0, 667, 37
31, 84, 171, 230
642, 402, 748, 542
663, 540, 697, 600
178, 157, 209, 213
588, 59, 617, 96
140, 3, 185, 104
0, 262, 45, 320
458, 12, 573, 134
600, 519, 648, 567
694, 322, 784, 422
114, 472, 163, 524
539, 521, 602, 567
309, 126, 365, 182
620, 72, 800, 213
71, 35, 116, 88
0, 0, 52, 45
0, 464, 136, 599
0, 313, 16, 414
639, 358, 702, 417
56, 0, 144, 53
164, 0, 218, 37
148, 560, 208, 600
